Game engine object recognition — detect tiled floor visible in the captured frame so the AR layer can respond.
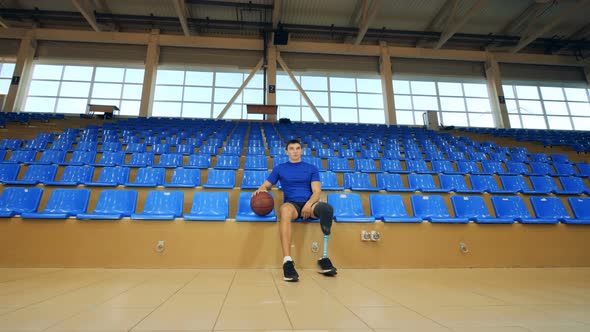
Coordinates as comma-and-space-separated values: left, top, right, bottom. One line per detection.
0, 267, 588, 332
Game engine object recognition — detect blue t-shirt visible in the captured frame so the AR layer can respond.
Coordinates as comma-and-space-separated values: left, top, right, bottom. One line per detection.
267, 161, 320, 203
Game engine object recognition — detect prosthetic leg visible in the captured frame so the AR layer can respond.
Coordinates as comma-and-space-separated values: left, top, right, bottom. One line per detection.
313, 202, 337, 276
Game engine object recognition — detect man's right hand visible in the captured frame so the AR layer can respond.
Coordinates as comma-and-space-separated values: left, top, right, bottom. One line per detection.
252, 189, 268, 197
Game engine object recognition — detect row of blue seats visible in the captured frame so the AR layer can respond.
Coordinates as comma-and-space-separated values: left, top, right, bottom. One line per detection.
1, 187, 588, 224
3, 163, 589, 194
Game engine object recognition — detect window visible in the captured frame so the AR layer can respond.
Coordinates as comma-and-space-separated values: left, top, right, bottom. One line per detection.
393, 80, 493, 127
503, 84, 590, 130
276, 73, 384, 124
0, 62, 15, 94
24, 64, 143, 116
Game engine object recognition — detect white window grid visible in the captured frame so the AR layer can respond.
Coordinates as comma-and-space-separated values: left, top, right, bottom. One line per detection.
393, 80, 493, 127
503, 84, 590, 131
0, 62, 16, 95
153, 70, 264, 120
24, 64, 143, 115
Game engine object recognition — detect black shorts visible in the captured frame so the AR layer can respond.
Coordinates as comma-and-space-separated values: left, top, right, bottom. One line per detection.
285, 201, 308, 218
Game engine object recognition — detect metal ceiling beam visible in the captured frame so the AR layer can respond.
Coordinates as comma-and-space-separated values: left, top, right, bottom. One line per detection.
184, 0, 272, 10
272, 0, 282, 29
172, 0, 190, 36
71, 0, 101, 32
425, 0, 458, 32
354, 0, 381, 45
434, 0, 488, 49
500, 2, 552, 35
510, 0, 590, 53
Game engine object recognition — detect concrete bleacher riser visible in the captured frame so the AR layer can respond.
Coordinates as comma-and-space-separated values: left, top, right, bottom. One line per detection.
0, 116, 589, 268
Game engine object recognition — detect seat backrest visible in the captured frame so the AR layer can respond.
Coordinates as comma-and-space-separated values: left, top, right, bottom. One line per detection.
22, 164, 58, 182
559, 176, 588, 192
381, 159, 404, 172
92, 190, 137, 216
451, 196, 491, 220
344, 173, 372, 189
470, 175, 500, 191
529, 176, 558, 192
59, 165, 94, 183
241, 170, 267, 188
354, 158, 377, 172
505, 161, 528, 174
327, 157, 351, 172
214, 155, 240, 169
141, 191, 184, 217
319, 171, 339, 186
97, 151, 125, 165
68, 150, 96, 165
491, 196, 532, 219
125, 143, 146, 153
481, 161, 505, 174
244, 156, 268, 169
169, 168, 201, 186
554, 163, 575, 176
439, 174, 469, 191
529, 162, 553, 175
550, 153, 569, 163
530, 196, 570, 219
406, 160, 429, 172
97, 167, 130, 184
408, 174, 437, 189
158, 153, 183, 167
205, 169, 236, 187
0, 163, 21, 182
38, 150, 66, 164
8, 150, 37, 163
499, 175, 530, 192
132, 167, 166, 185
151, 143, 171, 154
369, 194, 409, 219
189, 192, 229, 219
568, 197, 590, 219
456, 160, 480, 173
128, 152, 155, 166
187, 154, 211, 168
529, 153, 549, 163
411, 195, 450, 218
43, 189, 90, 214
431, 160, 455, 173
0, 187, 43, 215
327, 193, 366, 217
101, 142, 122, 152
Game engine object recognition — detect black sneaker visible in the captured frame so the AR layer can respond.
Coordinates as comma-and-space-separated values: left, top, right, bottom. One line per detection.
318, 257, 337, 276
283, 260, 299, 282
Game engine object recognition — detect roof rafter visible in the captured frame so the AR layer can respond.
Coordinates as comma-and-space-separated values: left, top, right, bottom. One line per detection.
353, 0, 381, 45
434, 0, 488, 49
172, 0, 190, 36
71, 0, 101, 32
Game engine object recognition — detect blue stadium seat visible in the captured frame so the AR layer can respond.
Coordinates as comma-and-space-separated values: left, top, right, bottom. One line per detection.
375, 173, 413, 192
302, 156, 325, 170
0, 187, 43, 217
77, 190, 138, 220
176, 144, 196, 155
550, 153, 569, 163
446, 151, 466, 161
328, 193, 374, 223
451, 195, 513, 224
369, 194, 421, 223
528, 176, 558, 194
85, 167, 129, 186
339, 148, 357, 159
319, 171, 344, 190
92, 151, 126, 166
354, 158, 381, 173
383, 149, 402, 160
151, 143, 171, 154
528, 162, 554, 176
131, 190, 184, 220
380, 159, 408, 173
424, 150, 444, 161
184, 192, 229, 221
100, 142, 122, 152
438, 174, 479, 193
65, 150, 96, 165
529, 197, 573, 224
246, 146, 265, 155
574, 162, 590, 177
126, 152, 155, 167
186, 154, 211, 169
6, 150, 37, 164
553, 163, 576, 176
29, 150, 66, 165
491, 196, 547, 224
46, 165, 94, 186
480, 161, 507, 175
222, 145, 242, 156
505, 161, 528, 175
203, 169, 236, 188
4, 164, 58, 185
244, 156, 268, 170
529, 153, 549, 163
235, 192, 276, 222
344, 173, 379, 191
155, 153, 183, 168
317, 148, 336, 158
469, 174, 514, 194
431, 160, 459, 174
456, 161, 481, 174
0, 163, 21, 183
404, 150, 423, 160
125, 143, 146, 154
566, 198, 590, 224
405, 160, 433, 174
509, 153, 529, 163
558, 176, 590, 195
410, 195, 469, 223
21, 189, 90, 219
214, 155, 240, 170
327, 158, 353, 172
49, 140, 73, 151
408, 174, 447, 192
499, 175, 534, 194
125, 167, 166, 187
240, 170, 268, 189
164, 168, 201, 188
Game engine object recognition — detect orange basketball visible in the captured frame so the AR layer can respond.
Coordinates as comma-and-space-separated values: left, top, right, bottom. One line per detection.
250, 192, 274, 216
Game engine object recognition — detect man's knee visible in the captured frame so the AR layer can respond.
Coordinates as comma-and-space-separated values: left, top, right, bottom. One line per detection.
313, 202, 333, 218
279, 203, 298, 221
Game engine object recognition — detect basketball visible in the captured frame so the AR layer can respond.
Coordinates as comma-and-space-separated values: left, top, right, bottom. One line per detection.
251, 192, 274, 216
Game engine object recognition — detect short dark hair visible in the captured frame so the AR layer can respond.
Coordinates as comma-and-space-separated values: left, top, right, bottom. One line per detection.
285, 139, 302, 150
